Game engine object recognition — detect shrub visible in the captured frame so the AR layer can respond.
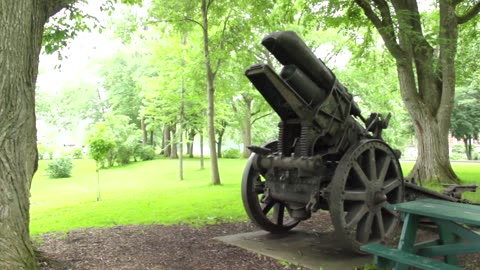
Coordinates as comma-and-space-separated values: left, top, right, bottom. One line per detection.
37, 144, 46, 160
138, 145, 156, 161
116, 144, 133, 165
45, 158, 74, 179
89, 138, 116, 168
452, 144, 464, 154
71, 148, 83, 159
450, 152, 465, 161
222, 148, 241, 159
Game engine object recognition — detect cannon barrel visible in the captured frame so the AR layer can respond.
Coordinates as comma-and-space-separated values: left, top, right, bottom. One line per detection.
280, 65, 327, 107
262, 31, 335, 90
262, 31, 361, 117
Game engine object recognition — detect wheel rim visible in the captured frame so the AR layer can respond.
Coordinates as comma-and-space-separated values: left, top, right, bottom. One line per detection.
328, 140, 404, 252
241, 142, 299, 233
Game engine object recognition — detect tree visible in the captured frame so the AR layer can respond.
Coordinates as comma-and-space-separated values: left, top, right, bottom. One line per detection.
451, 86, 480, 160
0, 2, 70, 268
328, 0, 480, 183
0, 1, 138, 268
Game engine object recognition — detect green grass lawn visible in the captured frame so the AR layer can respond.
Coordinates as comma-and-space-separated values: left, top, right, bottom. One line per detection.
30, 158, 480, 235
30, 158, 248, 235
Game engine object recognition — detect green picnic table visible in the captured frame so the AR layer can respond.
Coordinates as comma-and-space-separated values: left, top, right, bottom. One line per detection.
360, 199, 480, 270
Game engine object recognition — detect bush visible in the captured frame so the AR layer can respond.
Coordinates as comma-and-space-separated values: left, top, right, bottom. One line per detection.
450, 152, 465, 161
222, 148, 241, 159
452, 144, 464, 154
138, 145, 156, 161
116, 144, 133, 165
89, 138, 116, 168
37, 144, 46, 160
71, 148, 83, 159
45, 158, 74, 179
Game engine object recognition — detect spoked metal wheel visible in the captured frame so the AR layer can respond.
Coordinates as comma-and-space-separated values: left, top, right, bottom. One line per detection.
328, 140, 404, 253
241, 142, 300, 233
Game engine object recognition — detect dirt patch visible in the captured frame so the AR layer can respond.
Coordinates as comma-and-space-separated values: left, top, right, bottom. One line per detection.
36, 212, 479, 270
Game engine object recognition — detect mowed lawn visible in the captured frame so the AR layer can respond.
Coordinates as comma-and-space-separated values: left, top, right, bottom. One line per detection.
30, 158, 248, 235
30, 158, 480, 235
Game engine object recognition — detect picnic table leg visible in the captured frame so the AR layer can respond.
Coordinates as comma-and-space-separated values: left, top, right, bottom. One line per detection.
396, 213, 419, 270
436, 220, 459, 265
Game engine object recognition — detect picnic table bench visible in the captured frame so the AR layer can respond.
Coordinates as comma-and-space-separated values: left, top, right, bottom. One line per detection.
360, 199, 480, 270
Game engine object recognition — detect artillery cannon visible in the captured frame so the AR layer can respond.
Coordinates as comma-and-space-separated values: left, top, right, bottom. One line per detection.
242, 31, 409, 252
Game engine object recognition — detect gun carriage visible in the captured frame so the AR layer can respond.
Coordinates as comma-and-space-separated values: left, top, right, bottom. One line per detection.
241, 31, 475, 253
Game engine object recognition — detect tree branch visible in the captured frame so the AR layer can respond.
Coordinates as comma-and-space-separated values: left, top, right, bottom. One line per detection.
46, 0, 76, 18
457, 1, 480, 24
252, 112, 273, 125
212, 7, 233, 76
354, 0, 404, 60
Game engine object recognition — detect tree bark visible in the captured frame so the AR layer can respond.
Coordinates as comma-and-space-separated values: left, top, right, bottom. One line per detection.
141, 118, 147, 146
216, 120, 227, 158
149, 130, 154, 146
187, 129, 196, 158
241, 95, 253, 158
200, 131, 205, 169
0, 1, 52, 269
201, 0, 221, 185
463, 137, 472, 160
170, 125, 178, 159
355, 0, 468, 183
163, 125, 171, 157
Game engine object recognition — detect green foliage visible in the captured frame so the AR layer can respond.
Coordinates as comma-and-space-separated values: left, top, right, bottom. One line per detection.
43, 0, 143, 55
88, 138, 116, 168
43, 2, 97, 55
222, 148, 241, 159
116, 137, 140, 165
137, 145, 156, 161
37, 144, 47, 160
87, 114, 141, 167
451, 87, 480, 137
45, 158, 74, 179
452, 145, 464, 154
71, 148, 84, 159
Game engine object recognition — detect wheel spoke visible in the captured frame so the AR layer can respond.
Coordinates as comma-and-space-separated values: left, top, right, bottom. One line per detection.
368, 148, 377, 181
352, 162, 370, 186
344, 190, 367, 201
262, 200, 275, 215
358, 212, 375, 243
383, 178, 401, 194
382, 204, 397, 217
346, 204, 369, 228
376, 211, 385, 239
377, 155, 392, 184
273, 203, 285, 225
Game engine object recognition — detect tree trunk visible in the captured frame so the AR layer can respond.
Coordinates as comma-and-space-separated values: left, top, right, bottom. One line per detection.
187, 129, 196, 158
464, 137, 472, 160
0, 1, 51, 269
141, 117, 147, 146
150, 130, 154, 146
356, 0, 463, 183
407, 107, 458, 183
200, 130, 205, 169
201, 0, 220, 185
170, 126, 178, 159
242, 96, 253, 158
216, 120, 227, 158
163, 125, 171, 157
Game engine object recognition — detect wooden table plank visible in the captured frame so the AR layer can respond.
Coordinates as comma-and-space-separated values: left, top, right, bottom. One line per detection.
386, 199, 480, 226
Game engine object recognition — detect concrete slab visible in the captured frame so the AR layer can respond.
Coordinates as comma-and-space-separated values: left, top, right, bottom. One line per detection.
215, 230, 372, 270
